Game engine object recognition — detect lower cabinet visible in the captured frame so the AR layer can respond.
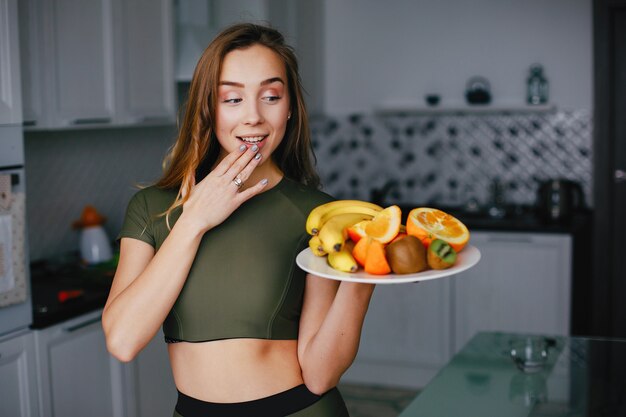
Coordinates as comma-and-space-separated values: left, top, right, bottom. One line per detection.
342, 231, 572, 390
0, 330, 40, 417
34, 309, 120, 417
33, 309, 176, 417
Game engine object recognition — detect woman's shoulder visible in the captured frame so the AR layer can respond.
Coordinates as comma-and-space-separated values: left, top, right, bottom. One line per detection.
128, 184, 179, 213
279, 177, 336, 214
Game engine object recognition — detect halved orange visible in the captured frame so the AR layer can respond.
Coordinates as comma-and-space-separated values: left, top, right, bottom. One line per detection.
364, 205, 402, 243
347, 220, 370, 243
406, 208, 469, 252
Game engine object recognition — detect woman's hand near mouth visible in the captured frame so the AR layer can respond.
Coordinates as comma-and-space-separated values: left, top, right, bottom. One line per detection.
179, 144, 268, 234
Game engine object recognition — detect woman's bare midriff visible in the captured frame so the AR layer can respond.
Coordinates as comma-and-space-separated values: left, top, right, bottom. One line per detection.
168, 338, 303, 403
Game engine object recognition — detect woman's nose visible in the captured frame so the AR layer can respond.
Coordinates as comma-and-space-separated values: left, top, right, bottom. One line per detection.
243, 101, 263, 125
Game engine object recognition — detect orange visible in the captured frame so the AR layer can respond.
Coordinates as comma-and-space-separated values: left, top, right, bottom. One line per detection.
364, 240, 391, 275
352, 236, 370, 267
406, 207, 470, 252
364, 205, 402, 243
347, 220, 370, 243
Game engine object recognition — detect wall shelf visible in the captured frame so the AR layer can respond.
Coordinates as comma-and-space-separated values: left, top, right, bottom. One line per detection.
374, 103, 557, 116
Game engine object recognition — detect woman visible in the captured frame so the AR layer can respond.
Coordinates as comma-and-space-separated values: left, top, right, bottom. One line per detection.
102, 23, 375, 416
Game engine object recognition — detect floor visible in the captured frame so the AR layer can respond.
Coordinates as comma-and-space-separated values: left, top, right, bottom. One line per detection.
338, 383, 420, 417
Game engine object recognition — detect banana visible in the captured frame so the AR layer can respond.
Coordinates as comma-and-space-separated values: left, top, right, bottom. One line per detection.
318, 206, 381, 234
327, 241, 358, 273
306, 200, 383, 235
318, 213, 373, 253
308, 235, 326, 257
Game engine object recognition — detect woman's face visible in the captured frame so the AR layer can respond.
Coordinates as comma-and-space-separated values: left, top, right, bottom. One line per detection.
215, 44, 291, 165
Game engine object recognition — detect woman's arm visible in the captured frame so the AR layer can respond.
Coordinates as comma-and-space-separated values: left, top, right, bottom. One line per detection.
102, 145, 266, 362
297, 274, 375, 395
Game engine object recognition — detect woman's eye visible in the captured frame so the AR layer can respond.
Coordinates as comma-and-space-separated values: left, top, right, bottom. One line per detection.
263, 95, 281, 103
222, 97, 242, 104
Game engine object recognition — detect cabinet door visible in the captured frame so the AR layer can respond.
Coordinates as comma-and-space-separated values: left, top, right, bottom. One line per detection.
0, 331, 40, 417
453, 232, 572, 353
17, 0, 44, 127
42, 0, 115, 127
34, 310, 122, 417
342, 279, 452, 389
0, 0, 23, 125
114, 0, 176, 125
127, 331, 177, 417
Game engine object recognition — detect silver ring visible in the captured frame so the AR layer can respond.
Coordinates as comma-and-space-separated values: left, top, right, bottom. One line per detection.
232, 176, 243, 188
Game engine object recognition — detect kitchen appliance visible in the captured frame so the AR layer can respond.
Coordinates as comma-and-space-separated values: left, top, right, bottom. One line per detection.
465, 76, 492, 105
0, 125, 32, 338
536, 179, 585, 224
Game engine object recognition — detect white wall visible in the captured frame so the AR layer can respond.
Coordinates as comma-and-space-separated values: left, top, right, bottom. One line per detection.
323, 0, 592, 114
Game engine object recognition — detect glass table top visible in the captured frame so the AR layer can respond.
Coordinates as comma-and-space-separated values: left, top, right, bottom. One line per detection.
399, 332, 626, 417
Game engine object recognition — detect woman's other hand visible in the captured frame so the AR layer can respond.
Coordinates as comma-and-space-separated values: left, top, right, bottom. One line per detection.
180, 144, 268, 233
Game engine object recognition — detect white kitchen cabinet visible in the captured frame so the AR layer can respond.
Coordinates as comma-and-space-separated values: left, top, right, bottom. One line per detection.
0, 0, 23, 125
453, 231, 572, 353
18, 0, 175, 129
124, 330, 177, 417
33, 309, 124, 417
342, 279, 453, 389
342, 231, 572, 390
0, 330, 40, 417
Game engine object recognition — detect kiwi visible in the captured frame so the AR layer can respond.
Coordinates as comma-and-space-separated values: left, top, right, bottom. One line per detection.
427, 239, 457, 270
385, 235, 428, 274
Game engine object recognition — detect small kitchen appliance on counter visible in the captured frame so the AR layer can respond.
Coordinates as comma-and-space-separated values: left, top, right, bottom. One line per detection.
73, 206, 113, 265
536, 179, 585, 224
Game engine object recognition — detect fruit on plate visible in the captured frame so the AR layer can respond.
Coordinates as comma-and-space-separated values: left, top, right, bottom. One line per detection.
385, 235, 427, 274
346, 220, 370, 243
406, 207, 470, 252
318, 212, 374, 253
427, 239, 457, 270
365, 205, 402, 243
352, 236, 370, 267
327, 240, 358, 272
364, 239, 391, 275
308, 235, 326, 257
306, 200, 383, 235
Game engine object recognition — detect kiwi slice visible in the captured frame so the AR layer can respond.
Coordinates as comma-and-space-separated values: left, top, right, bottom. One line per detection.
385, 235, 428, 274
427, 239, 457, 270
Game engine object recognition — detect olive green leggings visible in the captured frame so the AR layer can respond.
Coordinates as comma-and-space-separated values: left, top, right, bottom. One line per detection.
172, 387, 349, 417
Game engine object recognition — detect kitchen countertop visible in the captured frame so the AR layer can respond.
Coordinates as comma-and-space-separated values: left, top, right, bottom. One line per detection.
29, 254, 116, 329
28, 208, 592, 330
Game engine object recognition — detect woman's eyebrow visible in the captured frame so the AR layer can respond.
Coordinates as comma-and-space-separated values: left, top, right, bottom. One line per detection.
219, 77, 285, 87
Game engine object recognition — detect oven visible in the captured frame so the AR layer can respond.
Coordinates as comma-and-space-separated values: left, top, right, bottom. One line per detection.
0, 124, 32, 338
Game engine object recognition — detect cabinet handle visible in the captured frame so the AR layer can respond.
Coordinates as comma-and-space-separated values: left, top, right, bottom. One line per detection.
23, 120, 37, 127
63, 316, 102, 333
72, 117, 111, 125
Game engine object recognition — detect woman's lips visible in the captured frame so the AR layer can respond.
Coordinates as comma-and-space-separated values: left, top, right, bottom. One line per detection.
238, 135, 267, 149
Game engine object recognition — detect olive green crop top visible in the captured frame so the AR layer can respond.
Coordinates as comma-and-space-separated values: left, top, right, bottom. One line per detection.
116, 177, 334, 343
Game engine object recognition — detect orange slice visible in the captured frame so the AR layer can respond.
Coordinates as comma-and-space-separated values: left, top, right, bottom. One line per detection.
406, 208, 470, 252
347, 220, 370, 243
364, 205, 402, 244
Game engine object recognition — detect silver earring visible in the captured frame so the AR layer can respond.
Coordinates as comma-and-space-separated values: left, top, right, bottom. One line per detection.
287, 113, 292, 120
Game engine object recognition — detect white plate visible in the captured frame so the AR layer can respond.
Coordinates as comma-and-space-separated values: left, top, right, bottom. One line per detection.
296, 245, 481, 284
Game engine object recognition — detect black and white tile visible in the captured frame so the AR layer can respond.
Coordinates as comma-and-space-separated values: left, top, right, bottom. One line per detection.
311, 110, 592, 208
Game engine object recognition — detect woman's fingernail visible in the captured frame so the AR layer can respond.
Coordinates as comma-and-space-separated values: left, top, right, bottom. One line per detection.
239, 144, 247, 152
254, 152, 262, 160
251, 144, 259, 152
261, 178, 268, 185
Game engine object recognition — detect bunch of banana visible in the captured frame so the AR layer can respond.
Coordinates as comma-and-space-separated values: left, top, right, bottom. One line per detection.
306, 200, 383, 273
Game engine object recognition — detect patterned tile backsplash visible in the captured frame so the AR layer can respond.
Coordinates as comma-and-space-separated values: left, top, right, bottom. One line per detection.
311, 110, 592, 208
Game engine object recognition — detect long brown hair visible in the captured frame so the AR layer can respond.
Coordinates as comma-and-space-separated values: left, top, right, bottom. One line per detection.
155, 23, 320, 220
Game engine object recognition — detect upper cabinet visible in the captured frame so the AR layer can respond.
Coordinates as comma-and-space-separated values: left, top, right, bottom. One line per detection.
18, 0, 176, 130
0, 0, 23, 125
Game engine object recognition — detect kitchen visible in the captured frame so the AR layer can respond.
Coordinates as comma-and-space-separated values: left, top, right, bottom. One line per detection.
1, 0, 624, 416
